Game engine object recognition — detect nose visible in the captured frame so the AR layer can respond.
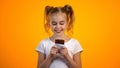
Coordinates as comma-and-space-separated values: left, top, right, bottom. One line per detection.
56, 24, 60, 28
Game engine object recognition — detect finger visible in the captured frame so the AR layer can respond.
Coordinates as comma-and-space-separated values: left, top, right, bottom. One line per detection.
51, 50, 56, 54
51, 46, 56, 51
51, 47, 58, 51
52, 45, 58, 49
61, 46, 66, 49
51, 49, 58, 53
51, 48, 58, 51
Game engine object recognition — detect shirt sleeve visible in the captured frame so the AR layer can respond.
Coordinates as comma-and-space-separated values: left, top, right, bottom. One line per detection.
35, 40, 45, 54
73, 40, 83, 55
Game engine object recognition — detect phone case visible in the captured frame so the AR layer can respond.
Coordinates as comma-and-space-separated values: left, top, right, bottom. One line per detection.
55, 39, 64, 49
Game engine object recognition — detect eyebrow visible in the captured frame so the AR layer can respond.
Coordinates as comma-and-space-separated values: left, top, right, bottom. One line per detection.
52, 21, 65, 23
60, 21, 65, 23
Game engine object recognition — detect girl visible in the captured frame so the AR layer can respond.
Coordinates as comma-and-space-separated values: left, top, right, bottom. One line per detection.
36, 5, 83, 68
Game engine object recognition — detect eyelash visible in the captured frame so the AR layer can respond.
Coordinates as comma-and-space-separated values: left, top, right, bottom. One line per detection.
52, 23, 57, 25
52, 21, 65, 25
52, 23, 64, 25
60, 23, 64, 25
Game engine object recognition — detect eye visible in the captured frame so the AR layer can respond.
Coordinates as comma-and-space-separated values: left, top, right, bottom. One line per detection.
52, 21, 57, 25
60, 21, 65, 25
60, 23, 64, 25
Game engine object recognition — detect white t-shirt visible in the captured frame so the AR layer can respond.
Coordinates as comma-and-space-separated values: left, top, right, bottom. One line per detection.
36, 38, 83, 68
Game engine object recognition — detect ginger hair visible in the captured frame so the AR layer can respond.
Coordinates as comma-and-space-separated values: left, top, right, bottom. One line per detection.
44, 5, 75, 35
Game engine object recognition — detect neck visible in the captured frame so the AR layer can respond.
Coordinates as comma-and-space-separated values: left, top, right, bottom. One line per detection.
50, 34, 71, 42
50, 34, 69, 40
53, 34, 66, 39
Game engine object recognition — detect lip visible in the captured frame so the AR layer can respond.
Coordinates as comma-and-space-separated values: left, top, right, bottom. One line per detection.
54, 30, 62, 33
55, 31, 61, 33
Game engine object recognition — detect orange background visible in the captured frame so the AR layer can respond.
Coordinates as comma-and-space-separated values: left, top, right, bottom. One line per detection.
0, 0, 120, 68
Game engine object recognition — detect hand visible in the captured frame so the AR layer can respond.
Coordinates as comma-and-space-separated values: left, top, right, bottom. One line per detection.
59, 46, 69, 57
50, 46, 58, 58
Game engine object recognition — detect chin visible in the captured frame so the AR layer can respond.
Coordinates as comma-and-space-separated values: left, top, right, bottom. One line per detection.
54, 33, 63, 36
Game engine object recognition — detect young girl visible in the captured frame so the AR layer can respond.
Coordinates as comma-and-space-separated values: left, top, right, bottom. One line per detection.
36, 5, 83, 68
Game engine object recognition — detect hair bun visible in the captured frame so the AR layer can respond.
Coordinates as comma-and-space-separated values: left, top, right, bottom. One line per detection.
45, 6, 53, 15
64, 5, 72, 12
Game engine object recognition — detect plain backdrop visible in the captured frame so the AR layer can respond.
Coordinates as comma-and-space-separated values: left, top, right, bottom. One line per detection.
0, 0, 120, 68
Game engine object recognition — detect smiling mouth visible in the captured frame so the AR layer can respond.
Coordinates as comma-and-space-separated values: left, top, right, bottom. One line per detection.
55, 30, 62, 33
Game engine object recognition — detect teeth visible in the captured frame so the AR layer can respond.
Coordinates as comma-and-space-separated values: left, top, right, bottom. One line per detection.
56, 31, 59, 32
55, 30, 61, 33
55, 29, 63, 33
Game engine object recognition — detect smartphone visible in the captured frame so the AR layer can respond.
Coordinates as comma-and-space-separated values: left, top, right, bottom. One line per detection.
55, 39, 64, 49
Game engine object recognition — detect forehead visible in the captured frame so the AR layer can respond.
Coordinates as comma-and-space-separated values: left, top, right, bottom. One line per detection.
50, 12, 67, 22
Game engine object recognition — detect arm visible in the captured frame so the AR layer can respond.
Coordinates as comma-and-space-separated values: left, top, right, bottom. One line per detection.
37, 52, 52, 68
60, 46, 82, 68
37, 46, 58, 68
65, 52, 82, 68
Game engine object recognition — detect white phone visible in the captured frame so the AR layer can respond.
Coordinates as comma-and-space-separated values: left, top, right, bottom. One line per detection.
55, 39, 64, 49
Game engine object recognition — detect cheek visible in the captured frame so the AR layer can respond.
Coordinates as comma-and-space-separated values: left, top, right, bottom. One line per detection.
61, 26, 67, 31
51, 26, 55, 30
63, 24, 67, 29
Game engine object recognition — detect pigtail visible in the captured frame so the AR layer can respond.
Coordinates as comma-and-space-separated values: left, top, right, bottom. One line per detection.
64, 5, 75, 34
44, 5, 74, 36
64, 5, 74, 23
45, 6, 53, 16
44, 6, 53, 34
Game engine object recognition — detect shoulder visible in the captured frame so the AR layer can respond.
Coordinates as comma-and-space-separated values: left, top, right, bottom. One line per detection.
70, 38, 83, 49
37, 37, 54, 47
70, 38, 83, 54
36, 38, 52, 53
70, 38, 80, 44
67, 38, 82, 47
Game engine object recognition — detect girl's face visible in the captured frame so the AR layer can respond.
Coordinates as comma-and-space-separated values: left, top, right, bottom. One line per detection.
50, 12, 68, 36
